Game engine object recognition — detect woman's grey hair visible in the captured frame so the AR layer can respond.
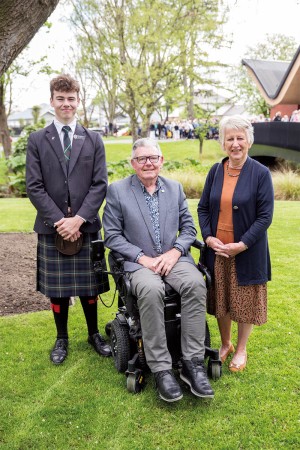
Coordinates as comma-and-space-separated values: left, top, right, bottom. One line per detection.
219, 115, 254, 147
132, 138, 162, 158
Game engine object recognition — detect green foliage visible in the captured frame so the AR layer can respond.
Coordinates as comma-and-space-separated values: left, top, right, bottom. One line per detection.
70, 0, 228, 135
272, 170, 300, 200
107, 159, 133, 180
0, 201, 299, 449
6, 120, 45, 196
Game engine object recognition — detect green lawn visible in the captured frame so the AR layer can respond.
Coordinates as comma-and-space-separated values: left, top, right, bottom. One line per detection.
1, 200, 299, 449
103, 138, 222, 167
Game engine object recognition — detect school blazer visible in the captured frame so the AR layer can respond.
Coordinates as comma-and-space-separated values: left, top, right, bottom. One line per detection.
26, 123, 107, 234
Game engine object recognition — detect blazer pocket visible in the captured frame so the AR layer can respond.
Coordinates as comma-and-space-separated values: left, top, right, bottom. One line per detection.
79, 156, 93, 161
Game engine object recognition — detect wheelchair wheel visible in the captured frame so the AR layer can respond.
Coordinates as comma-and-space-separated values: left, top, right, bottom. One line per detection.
126, 369, 145, 393
211, 362, 222, 380
110, 319, 131, 373
105, 321, 112, 337
204, 321, 211, 348
207, 358, 222, 380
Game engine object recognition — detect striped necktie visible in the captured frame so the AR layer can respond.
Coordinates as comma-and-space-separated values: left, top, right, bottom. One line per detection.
62, 125, 72, 164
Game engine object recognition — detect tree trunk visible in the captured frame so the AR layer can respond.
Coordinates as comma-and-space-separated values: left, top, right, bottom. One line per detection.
0, 0, 60, 76
199, 137, 203, 156
0, 79, 11, 158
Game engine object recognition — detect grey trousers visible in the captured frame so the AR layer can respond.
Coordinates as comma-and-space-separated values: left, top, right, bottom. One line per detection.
128, 262, 207, 372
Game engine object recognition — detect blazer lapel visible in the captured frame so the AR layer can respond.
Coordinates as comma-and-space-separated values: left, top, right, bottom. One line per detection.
68, 124, 86, 176
131, 175, 157, 246
158, 178, 168, 244
46, 123, 67, 177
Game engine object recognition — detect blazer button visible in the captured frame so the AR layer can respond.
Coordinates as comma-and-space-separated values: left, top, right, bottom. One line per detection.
233, 205, 239, 210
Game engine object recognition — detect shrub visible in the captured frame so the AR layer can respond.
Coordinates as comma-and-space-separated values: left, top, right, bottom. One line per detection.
272, 170, 300, 200
6, 120, 46, 196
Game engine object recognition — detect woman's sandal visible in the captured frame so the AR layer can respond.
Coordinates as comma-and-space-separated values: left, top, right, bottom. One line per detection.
229, 353, 247, 372
220, 343, 235, 363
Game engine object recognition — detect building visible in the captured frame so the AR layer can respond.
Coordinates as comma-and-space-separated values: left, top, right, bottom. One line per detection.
8, 104, 55, 133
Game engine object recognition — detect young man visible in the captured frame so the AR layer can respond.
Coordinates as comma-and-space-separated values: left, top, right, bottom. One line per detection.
26, 74, 111, 364
103, 138, 214, 402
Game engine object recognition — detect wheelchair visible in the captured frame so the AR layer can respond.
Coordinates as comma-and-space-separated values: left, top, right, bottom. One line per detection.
92, 239, 222, 393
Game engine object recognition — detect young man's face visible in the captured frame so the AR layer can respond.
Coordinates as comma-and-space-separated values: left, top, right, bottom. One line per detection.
50, 90, 80, 124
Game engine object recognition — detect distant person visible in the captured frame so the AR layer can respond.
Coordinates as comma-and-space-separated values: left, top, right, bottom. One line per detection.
272, 111, 282, 121
26, 74, 111, 365
198, 115, 274, 372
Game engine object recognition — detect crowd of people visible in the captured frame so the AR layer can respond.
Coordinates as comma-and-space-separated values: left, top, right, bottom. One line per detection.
148, 119, 219, 140
251, 110, 300, 123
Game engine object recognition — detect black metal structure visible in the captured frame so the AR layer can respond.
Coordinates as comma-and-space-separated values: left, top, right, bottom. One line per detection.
251, 122, 300, 163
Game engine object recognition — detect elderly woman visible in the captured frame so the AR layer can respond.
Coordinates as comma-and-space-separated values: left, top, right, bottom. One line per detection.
198, 115, 274, 372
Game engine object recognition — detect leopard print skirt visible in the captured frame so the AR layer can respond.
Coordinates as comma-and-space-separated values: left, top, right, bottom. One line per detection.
207, 255, 267, 325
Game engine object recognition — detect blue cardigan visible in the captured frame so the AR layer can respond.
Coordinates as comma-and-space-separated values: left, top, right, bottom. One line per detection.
197, 157, 274, 285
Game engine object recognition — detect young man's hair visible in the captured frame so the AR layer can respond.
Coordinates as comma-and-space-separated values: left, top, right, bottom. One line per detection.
50, 74, 80, 98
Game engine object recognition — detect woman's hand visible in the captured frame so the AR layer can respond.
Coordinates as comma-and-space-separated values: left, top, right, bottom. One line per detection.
206, 237, 247, 258
215, 241, 248, 258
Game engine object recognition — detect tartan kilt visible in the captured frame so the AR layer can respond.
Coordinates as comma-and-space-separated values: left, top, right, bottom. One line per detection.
37, 232, 110, 297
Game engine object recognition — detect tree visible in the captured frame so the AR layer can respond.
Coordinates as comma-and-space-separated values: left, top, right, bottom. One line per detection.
231, 34, 298, 117
32, 105, 41, 124
0, 44, 54, 159
70, 0, 228, 141
0, 0, 60, 77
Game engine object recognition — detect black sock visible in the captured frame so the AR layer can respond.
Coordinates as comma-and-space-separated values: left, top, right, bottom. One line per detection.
50, 297, 69, 340
80, 296, 99, 336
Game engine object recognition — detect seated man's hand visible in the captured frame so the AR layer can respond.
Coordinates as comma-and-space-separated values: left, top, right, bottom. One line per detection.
152, 248, 181, 276
138, 255, 159, 272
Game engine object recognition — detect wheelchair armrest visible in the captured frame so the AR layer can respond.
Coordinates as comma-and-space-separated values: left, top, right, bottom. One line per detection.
191, 239, 205, 251
91, 240, 105, 262
198, 262, 212, 289
109, 250, 126, 266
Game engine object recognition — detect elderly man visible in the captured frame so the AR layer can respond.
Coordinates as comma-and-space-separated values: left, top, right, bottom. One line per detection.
103, 138, 213, 402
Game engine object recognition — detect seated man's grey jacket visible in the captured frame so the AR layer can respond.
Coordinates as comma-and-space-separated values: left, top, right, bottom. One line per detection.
103, 174, 197, 272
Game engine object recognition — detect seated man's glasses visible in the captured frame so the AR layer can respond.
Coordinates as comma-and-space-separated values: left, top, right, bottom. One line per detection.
133, 155, 160, 164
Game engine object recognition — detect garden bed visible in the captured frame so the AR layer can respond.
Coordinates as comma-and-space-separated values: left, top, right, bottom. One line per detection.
0, 233, 49, 316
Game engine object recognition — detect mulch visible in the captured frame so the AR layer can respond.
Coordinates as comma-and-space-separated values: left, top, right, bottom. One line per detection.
0, 233, 49, 316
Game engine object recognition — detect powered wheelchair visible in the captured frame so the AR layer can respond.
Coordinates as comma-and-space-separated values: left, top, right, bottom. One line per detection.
92, 239, 222, 393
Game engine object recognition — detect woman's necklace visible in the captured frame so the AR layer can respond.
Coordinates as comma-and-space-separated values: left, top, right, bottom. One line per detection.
226, 161, 242, 177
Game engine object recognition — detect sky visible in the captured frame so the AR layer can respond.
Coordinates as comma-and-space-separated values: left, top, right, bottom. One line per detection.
11, 0, 300, 111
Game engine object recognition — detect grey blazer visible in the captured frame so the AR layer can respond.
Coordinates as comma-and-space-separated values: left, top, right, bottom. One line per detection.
103, 174, 197, 272
26, 123, 107, 234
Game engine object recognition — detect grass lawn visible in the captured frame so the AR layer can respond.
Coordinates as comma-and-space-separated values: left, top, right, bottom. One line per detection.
104, 138, 222, 165
1, 200, 299, 449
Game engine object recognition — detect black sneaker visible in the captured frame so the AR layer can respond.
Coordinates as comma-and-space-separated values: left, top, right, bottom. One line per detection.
180, 358, 214, 398
154, 370, 183, 403
88, 333, 112, 357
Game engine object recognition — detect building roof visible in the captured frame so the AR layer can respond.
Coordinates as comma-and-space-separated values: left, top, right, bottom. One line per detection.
242, 46, 300, 106
8, 104, 54, 121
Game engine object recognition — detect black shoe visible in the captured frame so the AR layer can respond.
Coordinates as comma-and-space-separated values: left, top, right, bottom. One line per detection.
180, 358, 214, 398
154, 370, 183, 403
88, 333, 112, 357
50, 338, 68, 365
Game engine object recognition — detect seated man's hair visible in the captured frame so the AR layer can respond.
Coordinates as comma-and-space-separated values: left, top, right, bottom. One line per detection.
132, 138, 162, 158
50, 74, 80, 98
